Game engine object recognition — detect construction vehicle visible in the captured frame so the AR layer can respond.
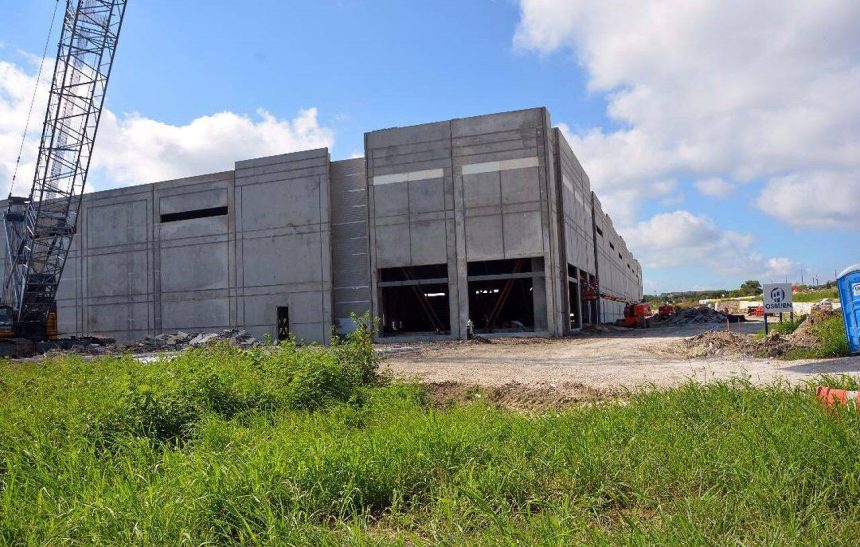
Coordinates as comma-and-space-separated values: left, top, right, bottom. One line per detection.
657, 304, 675, 319
0, 0, 128, 357
617, 303, 652, 328
747, 305, 765, 317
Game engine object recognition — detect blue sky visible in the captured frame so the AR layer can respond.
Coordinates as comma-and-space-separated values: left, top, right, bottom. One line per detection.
1, 0, 857, 293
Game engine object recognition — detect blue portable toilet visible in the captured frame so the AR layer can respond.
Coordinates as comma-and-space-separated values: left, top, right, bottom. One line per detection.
837, 264, 860, 355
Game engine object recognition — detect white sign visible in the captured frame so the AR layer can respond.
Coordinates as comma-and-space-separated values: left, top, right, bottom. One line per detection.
853, 282, 860, 298
763, 283, 794, 313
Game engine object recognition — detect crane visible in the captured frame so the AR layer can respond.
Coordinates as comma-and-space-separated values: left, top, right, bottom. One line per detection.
1, 0, 128, 355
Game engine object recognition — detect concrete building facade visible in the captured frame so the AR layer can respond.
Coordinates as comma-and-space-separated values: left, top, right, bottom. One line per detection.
3, 107, 642, 343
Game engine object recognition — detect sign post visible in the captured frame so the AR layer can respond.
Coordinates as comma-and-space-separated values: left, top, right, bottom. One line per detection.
762, 283, 794, 336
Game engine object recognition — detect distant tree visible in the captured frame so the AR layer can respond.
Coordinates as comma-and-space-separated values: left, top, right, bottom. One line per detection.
739, 279, 762, 296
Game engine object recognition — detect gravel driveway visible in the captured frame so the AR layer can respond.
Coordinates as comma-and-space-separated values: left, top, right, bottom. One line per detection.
381, 323, 860, 391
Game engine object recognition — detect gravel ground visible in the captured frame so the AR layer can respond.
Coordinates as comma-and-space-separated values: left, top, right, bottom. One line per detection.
381, 322, 860, 392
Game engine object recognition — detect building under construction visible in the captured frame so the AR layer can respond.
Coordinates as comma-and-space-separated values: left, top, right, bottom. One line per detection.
7, 107, 642, 343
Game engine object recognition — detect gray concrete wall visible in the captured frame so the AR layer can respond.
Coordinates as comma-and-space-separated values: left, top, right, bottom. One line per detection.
49, 150, 337, 344
234, 149, 333, 343
555, 129, 596, 276
3, 106, 643, 343
365, 119, 461, 337
452, 108, 565, 336
330, 158, 371, 332
365, 108, 566, 338
591, 193, 642, 323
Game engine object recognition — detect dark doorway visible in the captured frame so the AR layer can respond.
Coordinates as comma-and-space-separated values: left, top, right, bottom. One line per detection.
379, 264, 451, 336
467, 258, 543, 333
568, 280, 580, 329
277, 306, 290, 340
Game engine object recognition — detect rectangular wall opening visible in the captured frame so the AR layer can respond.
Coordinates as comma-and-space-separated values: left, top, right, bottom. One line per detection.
160, 206, 228, 223
580, 271, 596, 325
379, 264, 450, 336
467, 258, 544, 334
277, 306, 290, 341
568, 280, 581, 329
567, 265, 581, 330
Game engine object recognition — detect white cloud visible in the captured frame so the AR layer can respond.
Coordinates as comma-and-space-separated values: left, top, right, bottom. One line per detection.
515, 0, 860, 229
94, 108, 333, 187
764, 257, 794, 278
0, 60, 49, 195
625, 210, 795, 280
0, 59, 334, 195
755, 170, 860, 230
695, 177, 734, 198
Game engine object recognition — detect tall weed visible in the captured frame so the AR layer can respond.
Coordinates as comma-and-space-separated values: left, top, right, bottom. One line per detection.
3, 340, 860, 543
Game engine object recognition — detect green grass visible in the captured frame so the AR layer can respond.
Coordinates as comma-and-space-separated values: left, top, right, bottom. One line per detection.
3, 332, 860, 543
756, 315, 807, 339
785, 313, 852, 360
793, 288, 839, 302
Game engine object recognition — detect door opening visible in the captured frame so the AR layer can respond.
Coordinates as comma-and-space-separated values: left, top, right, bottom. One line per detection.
277, 306, 290, 340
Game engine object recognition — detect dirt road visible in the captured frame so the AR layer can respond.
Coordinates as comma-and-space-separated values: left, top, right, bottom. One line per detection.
381, 324, 860, 393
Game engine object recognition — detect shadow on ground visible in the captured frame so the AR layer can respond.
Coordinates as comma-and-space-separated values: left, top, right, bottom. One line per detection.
782, 356, 860, 375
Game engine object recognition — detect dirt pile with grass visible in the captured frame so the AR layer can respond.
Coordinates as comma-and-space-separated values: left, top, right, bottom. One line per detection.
673, 310, 849, 359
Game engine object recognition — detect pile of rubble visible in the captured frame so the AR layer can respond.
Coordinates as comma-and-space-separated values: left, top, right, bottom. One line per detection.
677, 331, 795, 358
121, 329, 259, 353
673, 309, 838, 359
54, 329, 260, 356
654, 306, 732, 326
813, 298, 834, 313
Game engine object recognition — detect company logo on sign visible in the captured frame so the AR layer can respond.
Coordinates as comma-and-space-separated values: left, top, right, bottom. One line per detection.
763, 283, 794, 312
853, 283, 860, 298
770, 287, 786, 303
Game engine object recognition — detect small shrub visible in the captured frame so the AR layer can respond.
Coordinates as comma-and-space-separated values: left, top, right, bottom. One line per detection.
282, 348, 362, 412
332, 312, 380, 385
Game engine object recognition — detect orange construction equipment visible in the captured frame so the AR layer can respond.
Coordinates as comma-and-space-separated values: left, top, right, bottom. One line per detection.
817, 386, 860, 410
657, 304, 675, 319
617, 303, 652, 328
747, 305, 764, 317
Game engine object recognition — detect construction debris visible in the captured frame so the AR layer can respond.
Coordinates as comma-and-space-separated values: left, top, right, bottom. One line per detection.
50, 329, 259, 356
677, 331, 794, 358
672, 309, 838, 358
813, 298, 834, 313
652, 305, 733, 326
123, 329, 259, 352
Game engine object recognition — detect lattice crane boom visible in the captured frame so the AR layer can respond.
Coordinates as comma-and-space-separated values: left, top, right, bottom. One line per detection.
3, 0, 128, 337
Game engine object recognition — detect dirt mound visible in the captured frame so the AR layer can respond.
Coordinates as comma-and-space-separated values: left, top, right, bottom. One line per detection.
675, 331, 796, 358
673, 310, 839, 359
424, 381, 620, 411
788, 309, 836, 347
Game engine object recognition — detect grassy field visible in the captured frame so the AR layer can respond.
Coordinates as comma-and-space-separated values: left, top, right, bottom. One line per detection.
2, 328, 860, 543
794, 288, 839, 302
